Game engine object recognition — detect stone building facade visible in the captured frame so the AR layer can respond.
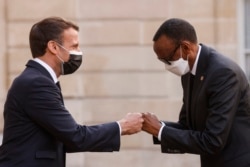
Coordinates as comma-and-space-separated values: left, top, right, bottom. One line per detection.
0, 0, 246, 166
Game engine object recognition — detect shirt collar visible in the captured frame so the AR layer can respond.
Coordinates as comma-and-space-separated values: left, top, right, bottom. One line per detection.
33, 58, 58, 83
191, 44, 201, 75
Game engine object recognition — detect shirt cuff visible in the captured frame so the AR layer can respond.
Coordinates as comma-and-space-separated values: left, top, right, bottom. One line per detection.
116, 121, 122, 135
158, 122, 165, 141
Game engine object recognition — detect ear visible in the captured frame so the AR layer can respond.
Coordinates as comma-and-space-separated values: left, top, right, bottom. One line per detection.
180, 41, 191, 59
47, 41, 58, 55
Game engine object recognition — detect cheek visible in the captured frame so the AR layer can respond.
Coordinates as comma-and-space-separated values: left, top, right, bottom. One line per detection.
155, 50, 167, 60
154, 47, 169, 60
60, 52, 70, 62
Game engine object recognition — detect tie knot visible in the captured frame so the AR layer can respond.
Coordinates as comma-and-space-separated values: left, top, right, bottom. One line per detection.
56, 81, 61, 90
189, 73, 195, 88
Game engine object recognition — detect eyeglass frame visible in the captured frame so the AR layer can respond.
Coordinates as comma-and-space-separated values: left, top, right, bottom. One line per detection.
158, 44, 180, 65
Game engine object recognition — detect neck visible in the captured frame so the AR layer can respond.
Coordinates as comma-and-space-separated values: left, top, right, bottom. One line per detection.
38, 54, 61, 78
188, 44, 199, 70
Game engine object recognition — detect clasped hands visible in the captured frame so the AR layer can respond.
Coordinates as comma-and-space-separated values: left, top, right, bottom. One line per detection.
118, 112, 162, 137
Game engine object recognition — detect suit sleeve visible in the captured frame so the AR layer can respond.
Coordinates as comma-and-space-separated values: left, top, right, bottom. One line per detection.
160, 68, 241, 155
23, 77, 120, 152
152, 105, 189, 145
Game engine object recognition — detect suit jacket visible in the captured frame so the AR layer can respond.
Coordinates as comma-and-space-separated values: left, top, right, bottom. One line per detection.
0, 60, 120, 167
154, 44, 250, 167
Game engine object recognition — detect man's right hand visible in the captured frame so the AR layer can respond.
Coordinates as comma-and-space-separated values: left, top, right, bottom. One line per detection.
118, 113, 144, 135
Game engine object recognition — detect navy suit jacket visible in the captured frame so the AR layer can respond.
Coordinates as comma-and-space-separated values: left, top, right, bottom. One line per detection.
154, 44, 250, 167
0, 60, 120, 167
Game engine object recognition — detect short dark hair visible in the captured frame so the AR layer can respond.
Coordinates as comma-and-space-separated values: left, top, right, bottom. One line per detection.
29, 17, 79, 58
153, 18, 197, 45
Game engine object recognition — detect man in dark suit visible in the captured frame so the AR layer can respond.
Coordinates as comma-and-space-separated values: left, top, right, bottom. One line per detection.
142, 18, 250, 167
0, 17, 143, 167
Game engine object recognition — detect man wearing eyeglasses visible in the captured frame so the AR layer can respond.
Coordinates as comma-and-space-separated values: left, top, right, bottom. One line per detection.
142, 18, 250, 167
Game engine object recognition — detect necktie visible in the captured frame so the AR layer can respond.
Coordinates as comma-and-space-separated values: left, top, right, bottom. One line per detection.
188, 73, 195, 127
56, 81, 64, 105
189, 74, 195, 93
56, 81, 61, 90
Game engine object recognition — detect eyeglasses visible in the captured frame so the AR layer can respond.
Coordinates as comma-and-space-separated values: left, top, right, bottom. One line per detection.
158, 45, 180, 65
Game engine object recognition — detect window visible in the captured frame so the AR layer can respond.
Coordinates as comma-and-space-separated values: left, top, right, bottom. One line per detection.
245, 0, 250, 80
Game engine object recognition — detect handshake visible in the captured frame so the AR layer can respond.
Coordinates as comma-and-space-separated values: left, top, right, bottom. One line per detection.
118, 112, 162, 137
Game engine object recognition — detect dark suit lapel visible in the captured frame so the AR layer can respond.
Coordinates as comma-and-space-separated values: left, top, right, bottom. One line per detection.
190, 44, 209, 117
26, 60, 64, 105
26, 60, 54, 81
190, 74, 204, 126
181, 45, 211, 128
56, 82, 64, 105
188, 73, 195, 127
182, 73, 192, 127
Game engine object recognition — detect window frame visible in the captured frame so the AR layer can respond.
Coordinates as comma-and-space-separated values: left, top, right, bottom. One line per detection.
239, 0, 250, 80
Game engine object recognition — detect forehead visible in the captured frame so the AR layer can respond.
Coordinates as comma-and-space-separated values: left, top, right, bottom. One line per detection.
153, 35, 175, 51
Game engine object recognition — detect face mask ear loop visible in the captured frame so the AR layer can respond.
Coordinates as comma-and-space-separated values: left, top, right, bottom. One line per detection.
56, 54, 64, 63
56, 54, 65, 75
180, 46, 182, 59
55, 42, 70, 53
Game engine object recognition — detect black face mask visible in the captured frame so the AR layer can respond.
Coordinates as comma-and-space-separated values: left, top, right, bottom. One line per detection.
60, 50, 82, 75
55, 42, 83, 75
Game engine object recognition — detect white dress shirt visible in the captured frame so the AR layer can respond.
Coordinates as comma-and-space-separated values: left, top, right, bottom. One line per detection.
33, 58, 58, 84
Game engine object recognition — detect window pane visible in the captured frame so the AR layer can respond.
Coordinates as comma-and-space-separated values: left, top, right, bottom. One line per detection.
246, 54, 250, 81
245, 0, 250, 49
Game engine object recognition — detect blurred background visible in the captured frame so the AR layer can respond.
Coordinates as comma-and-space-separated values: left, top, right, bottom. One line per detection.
0, 0, 249, 166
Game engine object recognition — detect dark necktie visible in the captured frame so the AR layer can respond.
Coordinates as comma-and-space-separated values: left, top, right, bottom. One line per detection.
56, 81, 61, 90
189, 74, 195, 93
188, 73, 195, 127
56, 81, 64, 105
